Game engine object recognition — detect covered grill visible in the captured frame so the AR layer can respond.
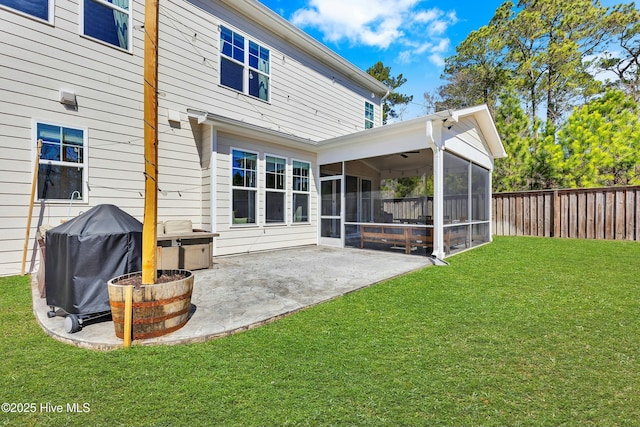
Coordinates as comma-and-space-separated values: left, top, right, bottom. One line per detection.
45, 204, 142, 332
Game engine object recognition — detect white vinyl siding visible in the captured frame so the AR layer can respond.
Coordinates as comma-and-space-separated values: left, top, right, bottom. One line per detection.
213, 134, 317, 257
0, 0, 208, 276
156, 0, 379, 142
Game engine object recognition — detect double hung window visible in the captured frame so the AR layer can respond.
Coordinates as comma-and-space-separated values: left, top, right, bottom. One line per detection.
232, 149, 258, 224
0, 0, 53, 22
365, 102, 374, 129
36, 122, 87, 201
292, 160, 310, 223
220, 26, 270, 102
265, 155, 286, 223
82, 0, 131, 51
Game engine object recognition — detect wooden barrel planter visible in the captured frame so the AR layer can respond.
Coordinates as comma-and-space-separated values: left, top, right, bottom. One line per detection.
107, 269, 194, 340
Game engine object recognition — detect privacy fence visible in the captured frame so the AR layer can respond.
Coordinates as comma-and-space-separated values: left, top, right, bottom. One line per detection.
492, 186, 640, 241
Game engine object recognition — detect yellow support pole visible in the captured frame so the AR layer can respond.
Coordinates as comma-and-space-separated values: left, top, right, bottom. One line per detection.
21, 139, 42, 275
123, 285, 133, 348
142, 0, 160, 285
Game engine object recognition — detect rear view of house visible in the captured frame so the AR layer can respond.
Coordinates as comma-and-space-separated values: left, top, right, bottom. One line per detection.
0, 0, 505, 277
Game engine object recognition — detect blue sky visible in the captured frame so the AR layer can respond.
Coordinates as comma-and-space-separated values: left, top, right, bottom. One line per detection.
258, 0, 630, 121
258, 0, 511, 120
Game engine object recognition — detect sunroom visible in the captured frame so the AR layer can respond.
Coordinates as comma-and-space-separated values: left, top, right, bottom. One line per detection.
316, 105, 506, 260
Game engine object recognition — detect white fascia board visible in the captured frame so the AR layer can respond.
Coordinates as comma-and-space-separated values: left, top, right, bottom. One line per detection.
218, 0, 389, 96
317, 116, 432, 164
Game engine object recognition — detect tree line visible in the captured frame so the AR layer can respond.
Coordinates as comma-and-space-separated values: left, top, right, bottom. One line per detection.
369, 0, 640, 192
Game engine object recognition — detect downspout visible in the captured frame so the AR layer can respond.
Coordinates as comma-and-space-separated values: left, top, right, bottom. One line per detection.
426, 119, 448, 266
210, 125, 218, 256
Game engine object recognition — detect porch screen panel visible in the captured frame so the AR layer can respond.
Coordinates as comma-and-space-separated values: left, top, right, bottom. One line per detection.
443, 151, 469, 222
471, 163, 491, 246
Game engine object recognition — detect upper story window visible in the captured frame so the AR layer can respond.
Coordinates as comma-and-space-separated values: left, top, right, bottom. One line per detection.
365, 101, 374, 129
36, 122, 87, 202
81, 0, 131, 51
0, 0, 54, 23
220, 26, 270, 102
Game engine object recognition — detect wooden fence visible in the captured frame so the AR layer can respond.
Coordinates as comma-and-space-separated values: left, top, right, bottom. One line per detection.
492, 186, 640, 241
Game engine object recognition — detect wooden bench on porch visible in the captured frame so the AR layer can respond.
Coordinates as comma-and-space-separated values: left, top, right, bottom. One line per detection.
444, 225, 469, 254
360, 224, 433, 254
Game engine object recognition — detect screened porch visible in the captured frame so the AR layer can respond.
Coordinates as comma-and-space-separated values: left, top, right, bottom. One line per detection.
316, 106, 504, 260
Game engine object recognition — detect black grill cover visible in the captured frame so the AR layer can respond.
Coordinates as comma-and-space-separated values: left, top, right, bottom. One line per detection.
45, 204, 142, 314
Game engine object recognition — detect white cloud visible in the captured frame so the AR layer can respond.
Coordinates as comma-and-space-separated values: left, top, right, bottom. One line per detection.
290, 0, 458, 67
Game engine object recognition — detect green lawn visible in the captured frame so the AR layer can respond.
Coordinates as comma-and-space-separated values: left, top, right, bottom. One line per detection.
1, 236, 639, 426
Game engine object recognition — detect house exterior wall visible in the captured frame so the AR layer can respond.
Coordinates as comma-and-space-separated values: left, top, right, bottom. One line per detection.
0, 0, 383, 276
170, 0, 382, 140
212, 131, 318, 256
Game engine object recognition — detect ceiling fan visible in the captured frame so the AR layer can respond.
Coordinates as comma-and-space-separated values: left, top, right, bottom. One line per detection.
399, 151, 420, 158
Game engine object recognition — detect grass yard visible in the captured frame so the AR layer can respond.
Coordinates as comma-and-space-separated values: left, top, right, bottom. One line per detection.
1, 236, 639, 426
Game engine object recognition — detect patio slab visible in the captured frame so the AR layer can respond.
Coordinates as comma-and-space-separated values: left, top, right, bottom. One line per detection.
32, 246, 433, 350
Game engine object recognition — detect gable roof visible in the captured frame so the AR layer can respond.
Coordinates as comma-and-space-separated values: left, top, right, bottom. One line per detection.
316, 105, 506, 169
219, 0, 389, 96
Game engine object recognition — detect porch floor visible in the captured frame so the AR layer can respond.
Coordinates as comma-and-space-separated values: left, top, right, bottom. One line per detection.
32, 246, 433, 350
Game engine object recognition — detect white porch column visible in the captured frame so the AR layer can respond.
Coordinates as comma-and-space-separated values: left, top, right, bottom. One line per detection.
426, 119, 446, 260
432, 145, 446, 259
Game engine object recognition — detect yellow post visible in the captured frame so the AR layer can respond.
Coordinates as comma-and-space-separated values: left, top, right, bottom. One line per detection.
142, 0, 160, 285
123, 285, 133, 348
21, 139, 42, 275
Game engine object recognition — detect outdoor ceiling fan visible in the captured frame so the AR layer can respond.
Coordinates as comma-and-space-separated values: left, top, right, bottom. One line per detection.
399, 151, 420, 158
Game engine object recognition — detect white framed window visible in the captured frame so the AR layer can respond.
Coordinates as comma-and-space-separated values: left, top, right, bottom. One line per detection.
35, 121, 88, 202
0, 0, 54, 23
81, 0, 132, 51
365, 101, 374, 129
220, 25, 270, 102
265, 155, 286, 224
292, 160, 310, 223
231, 148, 258, 225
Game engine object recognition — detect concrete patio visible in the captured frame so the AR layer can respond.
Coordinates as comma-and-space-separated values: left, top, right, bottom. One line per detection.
32, 246, 433, 350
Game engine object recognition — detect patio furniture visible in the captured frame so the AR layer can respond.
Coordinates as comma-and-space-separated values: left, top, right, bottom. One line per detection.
360, 224, 433, 254
156, 220, 219, 270
444, 225, 469, 254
